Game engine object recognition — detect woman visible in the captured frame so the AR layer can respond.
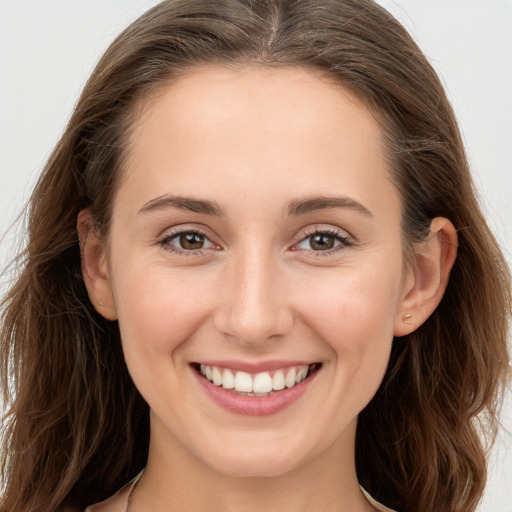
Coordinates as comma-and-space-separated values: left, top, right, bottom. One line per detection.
0, 1, 510, 511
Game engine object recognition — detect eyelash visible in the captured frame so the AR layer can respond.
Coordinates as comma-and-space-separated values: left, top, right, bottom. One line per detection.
294, 227, 352, 257
157, 227, 352, 257
158, 228, 215, 256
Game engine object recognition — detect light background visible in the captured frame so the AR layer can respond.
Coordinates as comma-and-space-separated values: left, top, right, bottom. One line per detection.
0, 1, 511, 510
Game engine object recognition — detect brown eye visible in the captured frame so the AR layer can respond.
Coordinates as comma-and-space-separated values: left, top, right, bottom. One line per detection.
295, 230, 351, 253
161, 230, 215, 253
309, 233, 336, 250
179, 232, 205, 250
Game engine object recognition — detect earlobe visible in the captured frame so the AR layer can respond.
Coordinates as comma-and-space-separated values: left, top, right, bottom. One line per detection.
394, 217, 457, 336
77, 209, 118, 320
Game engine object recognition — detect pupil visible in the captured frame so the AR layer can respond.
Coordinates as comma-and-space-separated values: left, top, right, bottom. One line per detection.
180, 233, 204, 250
310, 234, 334, 250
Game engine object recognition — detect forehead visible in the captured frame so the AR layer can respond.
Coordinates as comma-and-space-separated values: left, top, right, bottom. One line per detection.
130, 64, 382, 151
119, 65, 398, 220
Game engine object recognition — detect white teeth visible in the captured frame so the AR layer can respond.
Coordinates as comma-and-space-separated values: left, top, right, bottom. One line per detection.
212, 367, 222, 386
296, 366, 308, 383
222, 369, 235, 389
234, 371, 253, 392
253, 372, 273, 393
272, 370, 285, 390
198, 364, 314, 394
285, 367, 296, 388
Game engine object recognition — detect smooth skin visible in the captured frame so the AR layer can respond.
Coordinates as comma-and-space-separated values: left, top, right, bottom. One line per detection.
80, 65, 457, 512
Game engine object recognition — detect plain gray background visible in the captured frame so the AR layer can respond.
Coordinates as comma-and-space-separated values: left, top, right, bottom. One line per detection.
1, 1, 511, 510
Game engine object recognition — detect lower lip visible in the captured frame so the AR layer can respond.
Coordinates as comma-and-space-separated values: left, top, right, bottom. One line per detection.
194, 368, 318, 416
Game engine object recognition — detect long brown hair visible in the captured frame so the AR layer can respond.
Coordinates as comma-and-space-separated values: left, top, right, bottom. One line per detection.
1, 1, 510, 511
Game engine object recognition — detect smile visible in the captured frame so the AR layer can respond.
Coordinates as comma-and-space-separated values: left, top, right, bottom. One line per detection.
191, 362, 321, 415
198, 363, 319, 396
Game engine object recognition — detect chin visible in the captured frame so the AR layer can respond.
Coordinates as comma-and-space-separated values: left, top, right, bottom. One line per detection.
209, 454, 304, 479
194, 433, 317, 479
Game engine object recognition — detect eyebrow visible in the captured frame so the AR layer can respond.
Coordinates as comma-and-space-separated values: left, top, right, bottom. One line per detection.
138, 194, 372, 217
138, 195, 224, 216
286, 196, 372, 217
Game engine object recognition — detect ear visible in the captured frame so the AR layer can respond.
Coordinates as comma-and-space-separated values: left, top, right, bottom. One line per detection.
394, 217, 457, 336
77, 209, 118, 320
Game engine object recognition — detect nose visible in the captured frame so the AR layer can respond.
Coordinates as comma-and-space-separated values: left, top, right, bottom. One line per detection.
213, 248, 294, 347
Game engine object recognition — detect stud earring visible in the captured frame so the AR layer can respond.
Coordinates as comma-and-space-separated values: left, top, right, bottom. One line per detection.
99, 301, 105, 307
403, 313, 412, 324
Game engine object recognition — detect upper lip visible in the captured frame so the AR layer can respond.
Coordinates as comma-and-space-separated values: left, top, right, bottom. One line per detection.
192, 360, 317, 373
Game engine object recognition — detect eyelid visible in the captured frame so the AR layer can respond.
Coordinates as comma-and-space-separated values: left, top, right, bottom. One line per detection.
291, 225, 353, 254
155, 223, 353, 257
157, 225, 221, 254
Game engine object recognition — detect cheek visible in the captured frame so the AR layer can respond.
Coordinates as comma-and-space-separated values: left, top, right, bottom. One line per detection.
281, 259, 405, 435
299, 263, 401, 334
112, 264, 214, 361
110, 263, 221, 416
293, 261, 402, 382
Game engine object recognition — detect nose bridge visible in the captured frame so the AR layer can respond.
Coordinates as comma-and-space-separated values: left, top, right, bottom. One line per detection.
214, 243, 292, 345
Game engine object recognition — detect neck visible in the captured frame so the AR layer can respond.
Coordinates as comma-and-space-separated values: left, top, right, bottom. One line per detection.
131, 417, 375, 512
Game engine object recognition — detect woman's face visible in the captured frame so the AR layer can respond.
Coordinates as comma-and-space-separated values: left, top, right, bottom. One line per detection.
97, 66, 416, 477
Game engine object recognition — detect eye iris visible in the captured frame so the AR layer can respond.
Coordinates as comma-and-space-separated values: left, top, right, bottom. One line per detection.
310, 233, 335, 250
180, 232, 204, 250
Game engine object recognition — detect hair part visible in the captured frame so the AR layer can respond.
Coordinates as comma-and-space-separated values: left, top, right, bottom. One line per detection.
1, 1, 510, 511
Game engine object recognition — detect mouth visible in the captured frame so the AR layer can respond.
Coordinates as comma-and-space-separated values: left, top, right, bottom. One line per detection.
191, 362, 322, 397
